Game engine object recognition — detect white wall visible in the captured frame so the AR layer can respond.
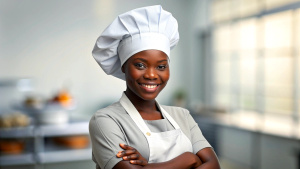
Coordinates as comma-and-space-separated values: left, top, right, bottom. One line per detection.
0, 0, 206, 116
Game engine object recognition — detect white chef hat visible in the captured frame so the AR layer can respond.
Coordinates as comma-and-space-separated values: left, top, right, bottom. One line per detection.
92, 5, 179, 80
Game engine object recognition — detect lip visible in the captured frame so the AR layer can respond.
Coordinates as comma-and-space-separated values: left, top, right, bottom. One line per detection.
138, 83, 160, 92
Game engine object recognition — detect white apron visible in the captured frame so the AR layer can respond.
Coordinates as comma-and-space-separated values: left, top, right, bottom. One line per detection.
120, 93, 193, 163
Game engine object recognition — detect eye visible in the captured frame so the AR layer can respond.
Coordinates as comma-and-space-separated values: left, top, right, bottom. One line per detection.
134, 63, 146, 69
157, 65, 168, 70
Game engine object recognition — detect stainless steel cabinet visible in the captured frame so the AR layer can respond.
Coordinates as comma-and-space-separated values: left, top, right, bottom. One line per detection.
217, 126, 300, 169
0, 121, 91, 167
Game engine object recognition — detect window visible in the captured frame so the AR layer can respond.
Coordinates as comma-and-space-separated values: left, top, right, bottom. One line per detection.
210, 0, 300, 119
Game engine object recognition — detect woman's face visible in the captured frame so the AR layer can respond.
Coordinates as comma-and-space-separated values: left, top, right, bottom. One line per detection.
122, 50, 170, 101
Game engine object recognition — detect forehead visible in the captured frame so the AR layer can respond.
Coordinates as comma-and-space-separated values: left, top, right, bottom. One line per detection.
129, 49, 168, 61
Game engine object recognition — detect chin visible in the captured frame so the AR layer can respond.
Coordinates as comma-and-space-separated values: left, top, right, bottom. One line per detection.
135, 91, 159, 101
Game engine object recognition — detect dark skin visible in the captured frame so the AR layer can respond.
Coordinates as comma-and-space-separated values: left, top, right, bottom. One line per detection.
112, 50, 220, 169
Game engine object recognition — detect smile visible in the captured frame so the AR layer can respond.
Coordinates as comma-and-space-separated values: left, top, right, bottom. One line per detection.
138, 83, 160, 92
141, 84, 159, 89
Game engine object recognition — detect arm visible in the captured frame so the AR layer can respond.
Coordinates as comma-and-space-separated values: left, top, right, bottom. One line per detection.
89, 114, 129, 169
113, 151, 202, 169
115, 144, 203, 169
180, 109, 220, 169
195, 148, 220, 169
116, 145, 221, 169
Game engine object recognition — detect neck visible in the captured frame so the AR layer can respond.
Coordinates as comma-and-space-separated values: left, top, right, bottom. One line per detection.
124, 90, 157, 113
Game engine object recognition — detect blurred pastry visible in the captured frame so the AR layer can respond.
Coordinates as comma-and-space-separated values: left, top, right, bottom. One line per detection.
0, 139, 25, 154
0, 113, 29, 128
53, 135, 89, 149
23, 96, 42, 109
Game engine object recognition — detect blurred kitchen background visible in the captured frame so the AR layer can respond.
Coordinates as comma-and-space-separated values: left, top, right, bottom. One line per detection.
0, 0, 300, 169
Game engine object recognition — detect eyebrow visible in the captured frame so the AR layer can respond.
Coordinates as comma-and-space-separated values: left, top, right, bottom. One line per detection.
134, 58, 168, 63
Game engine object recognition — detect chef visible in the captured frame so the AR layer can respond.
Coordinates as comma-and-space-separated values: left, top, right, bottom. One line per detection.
89, 5, 220, 169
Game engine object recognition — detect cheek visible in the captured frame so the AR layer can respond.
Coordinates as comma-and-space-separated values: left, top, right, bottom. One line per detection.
163, 69, 170, 81
125, 67, 142, 81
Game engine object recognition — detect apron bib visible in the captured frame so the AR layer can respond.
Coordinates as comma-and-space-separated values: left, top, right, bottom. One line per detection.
120, 93, 193, 163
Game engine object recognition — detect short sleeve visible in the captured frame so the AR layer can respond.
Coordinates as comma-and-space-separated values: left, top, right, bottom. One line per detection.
89, 113, 127, 169
186, 111, 211, 154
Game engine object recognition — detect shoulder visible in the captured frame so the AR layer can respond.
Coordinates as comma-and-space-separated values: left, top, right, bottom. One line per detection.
89, 101, 127, 127
90, 101, 126, 119
160, 105, 191, 120
161, 105, 190, 115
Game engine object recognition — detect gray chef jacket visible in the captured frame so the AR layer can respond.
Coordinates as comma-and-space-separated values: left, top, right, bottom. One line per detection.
89, 101, 211, 169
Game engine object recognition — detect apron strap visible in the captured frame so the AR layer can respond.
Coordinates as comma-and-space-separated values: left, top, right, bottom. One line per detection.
158, 105, 180, 129
120, 93, 151, 137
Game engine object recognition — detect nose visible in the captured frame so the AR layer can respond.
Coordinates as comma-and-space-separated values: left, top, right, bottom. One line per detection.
144, 67, 158, 80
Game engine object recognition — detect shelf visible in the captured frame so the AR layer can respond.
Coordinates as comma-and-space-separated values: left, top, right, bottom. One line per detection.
0, 121, 89, 138
0, 148, 92, 166
37, 121, 89, 137
193, 112, 300, 140
0, 126, 34, 138
0, 153, 35, 166
37, 148, 92, 163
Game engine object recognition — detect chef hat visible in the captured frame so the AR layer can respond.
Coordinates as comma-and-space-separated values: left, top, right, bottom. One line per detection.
92, 5, 179, 80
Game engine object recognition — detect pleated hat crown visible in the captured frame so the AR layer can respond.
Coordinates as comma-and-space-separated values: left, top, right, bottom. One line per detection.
92, 5, 179, 80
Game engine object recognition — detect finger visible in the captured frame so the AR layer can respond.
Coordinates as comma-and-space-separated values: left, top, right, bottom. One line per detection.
123, 149, 137, 155
116, 151, 124, 157
130, 160, 148, 166
119, 143, 134, 150
122, 154, 140, 160
117, 149, 137, 157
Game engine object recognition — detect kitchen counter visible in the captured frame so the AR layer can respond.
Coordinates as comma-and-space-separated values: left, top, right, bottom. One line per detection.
192, 111, 300, 140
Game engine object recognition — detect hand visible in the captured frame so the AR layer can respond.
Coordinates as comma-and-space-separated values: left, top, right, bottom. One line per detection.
116, 143, 148, 166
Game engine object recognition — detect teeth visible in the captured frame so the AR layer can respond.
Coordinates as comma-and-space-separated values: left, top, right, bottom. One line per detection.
142, 84, 157, 89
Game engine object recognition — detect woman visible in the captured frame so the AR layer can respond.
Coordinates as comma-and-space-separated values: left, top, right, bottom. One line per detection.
89, 5, 220, 169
